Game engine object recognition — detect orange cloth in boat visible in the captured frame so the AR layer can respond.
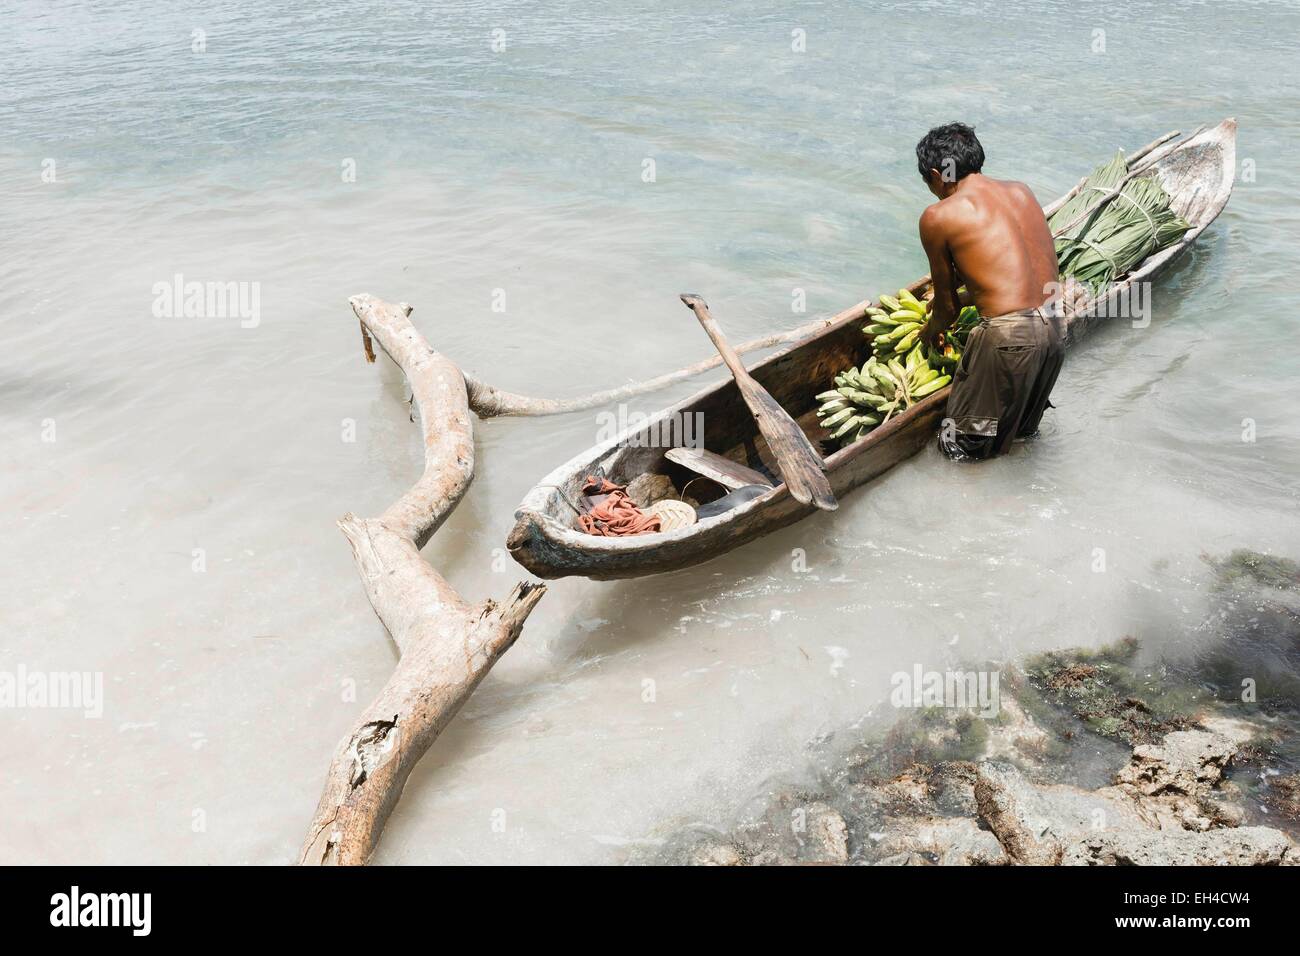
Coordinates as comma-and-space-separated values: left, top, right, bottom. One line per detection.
576, 476, 662, 537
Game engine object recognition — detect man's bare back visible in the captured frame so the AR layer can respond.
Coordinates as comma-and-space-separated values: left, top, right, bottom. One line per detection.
920, 174, 1059, 324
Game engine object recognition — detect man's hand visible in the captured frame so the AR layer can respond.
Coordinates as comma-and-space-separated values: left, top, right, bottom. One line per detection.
920, 318, 945, 351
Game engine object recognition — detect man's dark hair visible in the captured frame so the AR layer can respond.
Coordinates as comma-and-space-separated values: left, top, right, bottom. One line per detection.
916, 123, 985, 182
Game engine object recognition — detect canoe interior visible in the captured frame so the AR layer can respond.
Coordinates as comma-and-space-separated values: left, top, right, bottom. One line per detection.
609, 310, 875, 496
556, 270, 931, 513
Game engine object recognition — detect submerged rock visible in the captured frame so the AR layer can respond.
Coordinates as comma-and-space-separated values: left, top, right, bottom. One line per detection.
658, 661, 1296, 866
1061, 827, 1295, 866
871, 816, 1007, 866
730, 792, 851, 865
1185, 549, 1300, 707
1115, 729, 1237, 798
808, 803, 850, 863
1263, 774, 1300, 822
1211, 549, 1300, 593
983, 693, 1051, 764
645, 549, 1300, 866
688, 842, 744, 866
1019, 637, 1197, 746
972, 762, 1146, 864
870, 723, 1296, 866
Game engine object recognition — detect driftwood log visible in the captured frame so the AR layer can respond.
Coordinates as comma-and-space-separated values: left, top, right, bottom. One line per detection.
299, 294, 546, 866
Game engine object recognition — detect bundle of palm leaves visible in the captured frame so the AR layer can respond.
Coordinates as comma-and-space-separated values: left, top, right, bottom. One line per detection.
1048, 150, 1190, 292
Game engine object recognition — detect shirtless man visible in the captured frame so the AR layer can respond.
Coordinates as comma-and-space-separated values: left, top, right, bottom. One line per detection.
915, 123, 1064, 460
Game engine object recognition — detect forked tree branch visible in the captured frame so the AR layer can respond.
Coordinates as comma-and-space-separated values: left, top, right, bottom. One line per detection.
299, 294, 546, 866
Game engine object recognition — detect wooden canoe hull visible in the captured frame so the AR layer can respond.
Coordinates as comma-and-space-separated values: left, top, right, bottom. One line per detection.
508, 119, 1237, 580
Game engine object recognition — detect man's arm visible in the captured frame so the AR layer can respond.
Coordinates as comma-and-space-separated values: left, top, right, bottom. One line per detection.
919, 206, 961, 350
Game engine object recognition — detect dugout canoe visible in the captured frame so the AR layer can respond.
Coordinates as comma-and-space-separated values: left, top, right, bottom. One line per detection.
507, 118, 1238, 580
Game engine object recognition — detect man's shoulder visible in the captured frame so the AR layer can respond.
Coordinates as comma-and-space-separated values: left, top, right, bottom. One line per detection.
993, 177, 1039, 203
920, 196, 961, 223
918, 201, 950, 242
921, 193, 975, 230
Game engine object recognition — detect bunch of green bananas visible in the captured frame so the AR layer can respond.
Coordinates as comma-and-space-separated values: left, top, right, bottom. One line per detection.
863, 288, 930, 360
815, 343, 952, 446
945, 304, 981, 352
862, 288, 979, 371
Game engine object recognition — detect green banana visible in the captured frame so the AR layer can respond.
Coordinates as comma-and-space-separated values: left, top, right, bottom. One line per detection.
822, 406, 855, 427
911, 375, 952, 398
904, 346, 922, 374
832, 415, 864, 439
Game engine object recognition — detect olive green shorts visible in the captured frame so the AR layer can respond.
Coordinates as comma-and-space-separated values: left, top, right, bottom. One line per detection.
939, 308, 1064, 461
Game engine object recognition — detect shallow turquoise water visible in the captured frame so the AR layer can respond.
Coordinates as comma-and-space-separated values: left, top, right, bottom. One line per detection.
1, 1, 1297, 863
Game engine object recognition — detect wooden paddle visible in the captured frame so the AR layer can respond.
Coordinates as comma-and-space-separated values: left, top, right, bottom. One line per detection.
679, 294, 837, 511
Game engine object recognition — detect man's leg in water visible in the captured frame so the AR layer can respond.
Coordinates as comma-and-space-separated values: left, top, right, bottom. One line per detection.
940, 322, 997, 460
1015, 312, 1064, 439
939, 312, 1060, 460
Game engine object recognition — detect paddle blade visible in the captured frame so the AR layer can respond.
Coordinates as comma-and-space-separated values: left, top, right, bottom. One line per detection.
678, 290, 836, 511
748, 388, 838, 511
